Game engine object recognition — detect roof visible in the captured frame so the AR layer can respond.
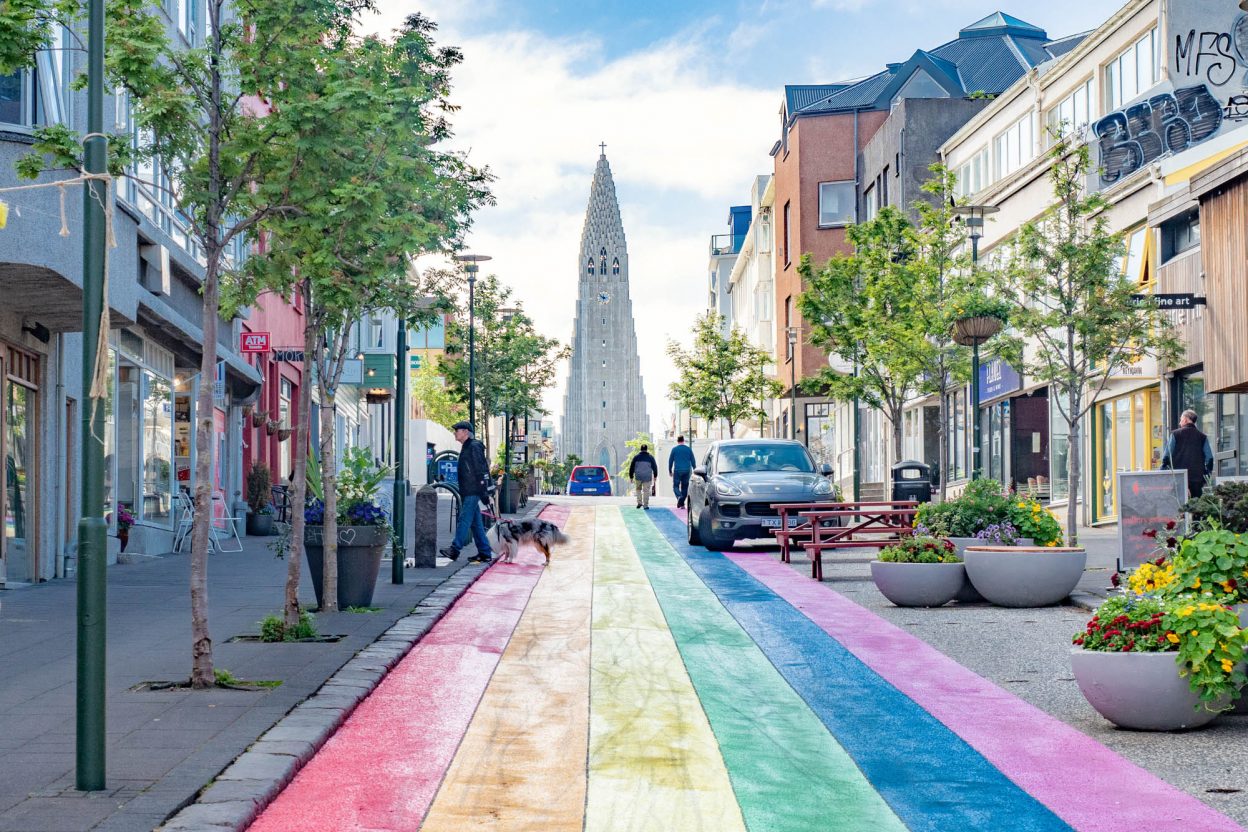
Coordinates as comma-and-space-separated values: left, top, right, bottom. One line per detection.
787, 11, 1087, 121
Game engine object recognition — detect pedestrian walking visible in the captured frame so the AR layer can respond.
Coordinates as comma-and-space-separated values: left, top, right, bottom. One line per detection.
440, 421, 496, 563
668, 435, 695, 510
1161, 409, 1213, 498
629, 445, 659, 510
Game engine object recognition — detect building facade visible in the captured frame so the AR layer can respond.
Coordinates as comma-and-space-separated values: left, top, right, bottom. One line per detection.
561, 152, 649, 486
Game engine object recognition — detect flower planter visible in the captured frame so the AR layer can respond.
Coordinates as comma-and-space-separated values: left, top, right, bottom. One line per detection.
304, 525, 388, 609
251, 410, 267, 428
870, 561, 966, 607
963, 546, 1086, 607
1234, 605, 1248, 716
246, 512, 274, 537
949, 537, 1032, 602
1071, 648, 1223, 731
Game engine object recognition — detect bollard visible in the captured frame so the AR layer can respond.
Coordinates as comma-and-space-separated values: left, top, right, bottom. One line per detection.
412, 486, 438, 568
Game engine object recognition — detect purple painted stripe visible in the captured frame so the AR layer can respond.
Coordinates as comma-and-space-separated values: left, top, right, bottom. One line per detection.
725, 551, 1245, 832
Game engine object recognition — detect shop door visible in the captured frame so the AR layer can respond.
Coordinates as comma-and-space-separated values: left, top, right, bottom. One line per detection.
2, 348, 39, 584
1011, 395, 1050, 500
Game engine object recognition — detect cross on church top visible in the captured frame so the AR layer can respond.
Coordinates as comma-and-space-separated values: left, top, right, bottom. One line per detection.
599, 141, 607, 156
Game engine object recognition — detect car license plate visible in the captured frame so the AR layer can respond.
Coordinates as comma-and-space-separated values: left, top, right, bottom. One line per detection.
761, 517, 799, 529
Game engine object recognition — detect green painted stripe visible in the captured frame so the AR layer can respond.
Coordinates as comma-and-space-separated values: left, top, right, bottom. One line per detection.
621, 509, 908, 832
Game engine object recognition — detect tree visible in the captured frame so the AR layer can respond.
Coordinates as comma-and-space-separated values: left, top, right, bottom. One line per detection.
798, 208, 937, 465
242, 15, 489, 616
617, 432, 655, 482
912, 165, 977, 501
991, 136, 1181, 544
411, 359, 467, 427
667, 313, 782, 439
2, 0, 376, 687
441, 275, 567, 456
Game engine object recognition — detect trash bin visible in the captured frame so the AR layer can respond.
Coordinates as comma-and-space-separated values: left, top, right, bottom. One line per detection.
891, 460, 932, 504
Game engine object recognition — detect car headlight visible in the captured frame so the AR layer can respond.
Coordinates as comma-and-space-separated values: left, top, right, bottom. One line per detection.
714, 477, 743, 497
813, 478, 834, 496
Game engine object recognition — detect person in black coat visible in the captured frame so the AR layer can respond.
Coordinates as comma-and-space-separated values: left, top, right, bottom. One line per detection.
628, 445, 659, 510
440, 422, 496, 563
1161, 409, 1213, 498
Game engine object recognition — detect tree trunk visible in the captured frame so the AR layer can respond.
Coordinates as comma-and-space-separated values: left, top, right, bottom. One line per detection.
727, 419, 736, 439
189, 253, 219, 689
283, 280, 314, 629
891, 408, 904, 473
319, 393, 338, 612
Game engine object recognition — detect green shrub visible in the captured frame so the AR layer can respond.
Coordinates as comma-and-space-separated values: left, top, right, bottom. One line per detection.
1185, 482, 1248, 534
258, 610, 318, 642
879, 534, 959, 564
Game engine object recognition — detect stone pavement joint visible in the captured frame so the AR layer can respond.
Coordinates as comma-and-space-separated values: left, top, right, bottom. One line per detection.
156, 501, 547, 832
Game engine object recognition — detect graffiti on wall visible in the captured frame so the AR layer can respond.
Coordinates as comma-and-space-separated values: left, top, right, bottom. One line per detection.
1094, 85, 1223, 186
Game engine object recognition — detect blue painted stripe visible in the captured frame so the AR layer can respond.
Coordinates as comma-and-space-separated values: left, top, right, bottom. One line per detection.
648, 511, 1073, 832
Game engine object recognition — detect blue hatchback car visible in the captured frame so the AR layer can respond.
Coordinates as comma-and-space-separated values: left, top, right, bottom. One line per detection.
567, 465, 612, 496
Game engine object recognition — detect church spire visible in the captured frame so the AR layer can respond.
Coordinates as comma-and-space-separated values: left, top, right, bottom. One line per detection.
580, 150, 626, 275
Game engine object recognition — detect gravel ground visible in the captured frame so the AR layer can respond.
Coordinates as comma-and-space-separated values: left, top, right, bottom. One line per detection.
788, 552, 1248, 827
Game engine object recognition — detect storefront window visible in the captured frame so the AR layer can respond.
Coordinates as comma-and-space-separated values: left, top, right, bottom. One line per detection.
279, 378, 293, 479
948, 389, 968, 481
805, 402, 834, 468
1049, 398, 1070, 502
142, 371, 173, 525
1093, 387, 1162, 520
5, 382, 33, 580
104, 349, 116, 525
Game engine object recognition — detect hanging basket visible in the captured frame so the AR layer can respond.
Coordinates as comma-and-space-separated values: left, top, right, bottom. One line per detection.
952, 315, 1003, 347
252, 410, 268, 428
266, 419, 280, 436
277, 428, 293, 442
242, 404, 254, 420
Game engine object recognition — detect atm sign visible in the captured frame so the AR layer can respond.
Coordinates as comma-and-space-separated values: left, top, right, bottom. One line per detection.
240, 332, 270, 353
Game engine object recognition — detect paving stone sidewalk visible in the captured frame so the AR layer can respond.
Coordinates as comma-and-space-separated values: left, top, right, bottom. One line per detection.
0, 494, 541, 832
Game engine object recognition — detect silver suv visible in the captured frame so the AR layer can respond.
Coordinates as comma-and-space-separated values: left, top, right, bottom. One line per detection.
686, 439, 836, 551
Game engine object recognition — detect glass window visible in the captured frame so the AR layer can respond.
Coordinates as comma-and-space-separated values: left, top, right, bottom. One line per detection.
818, 181, 855, 227
5, 381, 35, 580
1107, 28, 1158, 110
1122, 227, 1148, 283
1045, 78, 1093, 142
806, 403, 835, 467
368, 316, 384, 349
0, 70, 34, 127
864, 185, 878, 221
956, 148, 988, 197
1050, 394, 1070, 502
279, 378, 293, 479
1161, 211, 1199, 262
783, 201, 791, 264
104, 350, 117, 525
142, 371, 173, 526
993, 114, 1034, 180
115, 361, 142, 525
717, 443, 814, 473
1098, 401, 1114, 517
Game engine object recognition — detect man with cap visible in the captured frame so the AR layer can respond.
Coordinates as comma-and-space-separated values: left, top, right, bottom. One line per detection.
440, 421, 495, 564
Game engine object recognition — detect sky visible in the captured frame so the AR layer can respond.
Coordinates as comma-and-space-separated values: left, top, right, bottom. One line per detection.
363, 0, 1123, 436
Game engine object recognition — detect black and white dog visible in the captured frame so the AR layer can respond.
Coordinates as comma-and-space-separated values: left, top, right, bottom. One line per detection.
489, 518, 570, 565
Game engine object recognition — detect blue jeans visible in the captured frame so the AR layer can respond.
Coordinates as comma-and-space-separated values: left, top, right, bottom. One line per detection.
452, 494, 493, 558
672, 470, 692, 506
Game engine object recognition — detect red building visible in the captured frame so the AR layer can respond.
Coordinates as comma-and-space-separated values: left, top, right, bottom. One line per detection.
241, 289, 305, 489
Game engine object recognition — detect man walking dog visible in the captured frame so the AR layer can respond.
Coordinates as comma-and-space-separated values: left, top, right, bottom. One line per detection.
629, 445, 659, 510
440, 421, 496, 564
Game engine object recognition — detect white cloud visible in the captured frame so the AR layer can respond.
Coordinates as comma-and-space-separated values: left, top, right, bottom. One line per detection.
369, 5, 779, 434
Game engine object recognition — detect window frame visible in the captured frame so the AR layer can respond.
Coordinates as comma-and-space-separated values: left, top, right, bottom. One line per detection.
1105, 27, 1158, 111
817, 180, 855, 228
992, 114, 1035, 181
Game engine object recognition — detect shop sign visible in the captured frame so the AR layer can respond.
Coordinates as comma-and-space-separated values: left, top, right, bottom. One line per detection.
213, 360, 226, 404
240, 331, 270, 353
1129, 293, 1205, 309
271, 348, 304, 362
978, 358, 1021, 403
1117, 470, 1188, 571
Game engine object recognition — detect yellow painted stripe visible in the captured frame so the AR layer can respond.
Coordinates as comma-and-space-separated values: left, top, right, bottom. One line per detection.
420, 507, 594, 832
585, 507, 747, 832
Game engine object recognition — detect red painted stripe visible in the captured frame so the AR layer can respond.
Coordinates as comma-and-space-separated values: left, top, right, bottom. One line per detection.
248, 508, 564, 832
727, 553, 1244, 832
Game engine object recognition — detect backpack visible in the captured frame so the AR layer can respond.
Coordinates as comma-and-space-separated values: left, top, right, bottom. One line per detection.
634, 458, 654, 482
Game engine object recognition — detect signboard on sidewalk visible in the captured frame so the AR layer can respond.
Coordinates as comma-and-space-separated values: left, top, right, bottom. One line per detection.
240, 331, 270, 353
1117, 470, 1188, 572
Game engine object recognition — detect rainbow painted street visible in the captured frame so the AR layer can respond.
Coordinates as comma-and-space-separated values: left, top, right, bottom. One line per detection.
248, 505, 1243, 832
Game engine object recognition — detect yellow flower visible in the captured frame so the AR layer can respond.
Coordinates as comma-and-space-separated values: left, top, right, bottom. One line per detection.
1166, 632, 1180, 644
1046, 541, 1056, 547
1222, 659, 1234, 673
1178, 606, 1196, 617
1194, 578, 1202, 588
1191, 630, 1199, 637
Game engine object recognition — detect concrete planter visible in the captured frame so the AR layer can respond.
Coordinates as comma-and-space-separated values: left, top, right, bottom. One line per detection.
1071, 648, 1223, 731
1233, 605, 1248, 716
870, 561, 965, 607
949, 537, 1032, 602
245, 512, 274, 537
304, 525, 389, 609
964, 546, 1085, 607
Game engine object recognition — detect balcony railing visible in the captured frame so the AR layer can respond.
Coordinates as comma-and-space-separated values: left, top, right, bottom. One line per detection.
710, 234, 735, 256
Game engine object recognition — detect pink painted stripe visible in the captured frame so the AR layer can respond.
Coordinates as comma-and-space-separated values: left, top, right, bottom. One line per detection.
249, 509, 564, 832
725, 552, 1244, 832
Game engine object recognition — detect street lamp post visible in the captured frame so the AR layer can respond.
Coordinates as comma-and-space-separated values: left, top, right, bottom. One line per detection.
787, 327, 798, 441
454, 254, 491, 429
952, 203, 1000, 481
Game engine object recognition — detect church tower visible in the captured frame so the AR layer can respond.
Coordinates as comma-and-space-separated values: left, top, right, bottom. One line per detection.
561, 149, 649, 486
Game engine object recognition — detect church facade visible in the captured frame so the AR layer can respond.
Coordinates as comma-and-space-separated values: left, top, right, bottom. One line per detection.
561, 151, 649, 486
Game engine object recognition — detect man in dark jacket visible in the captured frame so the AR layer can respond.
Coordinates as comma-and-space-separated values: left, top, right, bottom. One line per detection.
628, 445, 659, 510
668, 436, 696, 509
1161, 409, 1213, 498
440, 421, 495, 563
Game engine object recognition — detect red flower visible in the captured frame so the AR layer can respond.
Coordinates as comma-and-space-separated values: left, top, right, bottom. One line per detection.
1229, 579, 1239, 591
1123, 640, 1135, 651
1110, 573, 1121, 587
1143, 528, 1158, 539
1154, 557, 1167, 567
1165, 520, 1177, 530
1166, 537, 1178, 548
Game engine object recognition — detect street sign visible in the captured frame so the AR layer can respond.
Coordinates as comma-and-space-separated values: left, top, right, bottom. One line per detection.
1130, 293, 1206, 309
272, 348, 304, 362
240, 331, 270, 353
213, 360, 226, 404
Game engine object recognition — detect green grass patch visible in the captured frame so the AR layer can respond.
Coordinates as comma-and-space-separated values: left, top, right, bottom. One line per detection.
344, 606, 382, 614
259, 610, 319, 642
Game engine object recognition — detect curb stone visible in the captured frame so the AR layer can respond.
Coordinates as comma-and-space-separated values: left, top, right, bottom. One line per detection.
155, 500, 547, 831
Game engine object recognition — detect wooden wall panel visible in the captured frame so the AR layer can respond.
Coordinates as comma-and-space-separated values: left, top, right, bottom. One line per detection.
1158, 250, 1204, 368
1201, 177, 1248, 393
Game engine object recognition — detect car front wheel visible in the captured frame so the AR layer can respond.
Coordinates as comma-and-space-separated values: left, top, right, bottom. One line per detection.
698, 509, 730, 552
687, 506, 702, 546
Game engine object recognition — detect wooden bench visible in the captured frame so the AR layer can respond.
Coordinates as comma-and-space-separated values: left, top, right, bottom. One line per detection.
797, 502, 919, 580
769, 502, 844, 563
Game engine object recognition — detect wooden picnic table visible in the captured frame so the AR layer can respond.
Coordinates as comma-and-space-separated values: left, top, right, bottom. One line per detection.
769, 500, 919, 564
796, 501, 919, 580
